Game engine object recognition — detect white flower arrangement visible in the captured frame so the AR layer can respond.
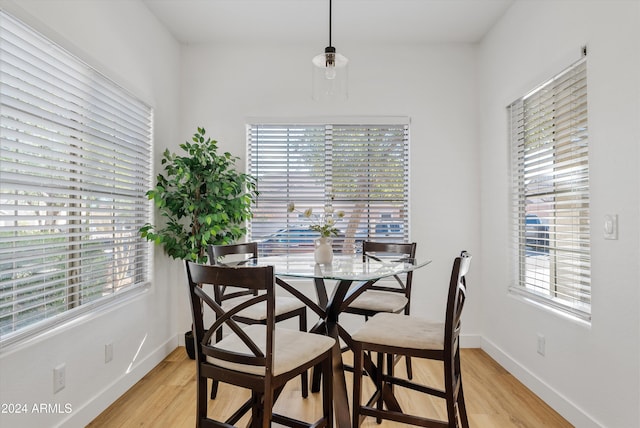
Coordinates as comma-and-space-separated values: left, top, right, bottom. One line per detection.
287, 202, 345, 238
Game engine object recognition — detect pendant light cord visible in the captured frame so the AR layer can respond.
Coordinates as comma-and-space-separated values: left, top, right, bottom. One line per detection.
328, 0, 332, 47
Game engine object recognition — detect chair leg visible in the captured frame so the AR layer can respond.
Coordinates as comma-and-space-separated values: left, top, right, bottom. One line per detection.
210, 325, 224, 399
262, 388, 274, 428
403, 306, 413, 380
210, 379, 219, 399
322, 352, 334, 428
299, 310, 309, 398
446, 393, 458, 428
457, 381, 470, 428
376, 352, 384, 424
352, 345, 363, 428
300, 369, 309, 398
406, 355, 413, 380
311, 363, 322, 393
196, 373, 208, 426
454, 349, 469, 428
386, 353, 394, 395
249, 392, 263, 428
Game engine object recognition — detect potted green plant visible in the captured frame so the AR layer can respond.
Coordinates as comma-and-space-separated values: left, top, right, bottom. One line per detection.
140, 127, 257, 358
140, 126, 257, 262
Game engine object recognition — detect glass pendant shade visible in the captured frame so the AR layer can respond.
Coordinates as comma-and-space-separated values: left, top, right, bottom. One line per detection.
312, 47, 348, 101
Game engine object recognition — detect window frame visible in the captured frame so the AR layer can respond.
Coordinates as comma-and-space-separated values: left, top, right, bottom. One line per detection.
0, 11, 153, 348
246, 117, 410, 256
508, 57, 591, 321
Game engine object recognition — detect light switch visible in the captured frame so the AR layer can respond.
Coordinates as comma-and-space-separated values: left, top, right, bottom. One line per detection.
604, 214, 618, 240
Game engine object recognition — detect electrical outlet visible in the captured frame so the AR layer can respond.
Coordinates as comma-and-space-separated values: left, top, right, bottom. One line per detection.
105, 343, 113, 363
53, 364, 66, 393
537, 334, 546, 356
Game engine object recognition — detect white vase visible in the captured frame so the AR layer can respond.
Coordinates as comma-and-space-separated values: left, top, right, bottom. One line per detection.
314, 237, 333, 264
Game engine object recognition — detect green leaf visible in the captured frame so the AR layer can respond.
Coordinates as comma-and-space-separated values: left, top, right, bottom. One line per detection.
139, 126, 257, 261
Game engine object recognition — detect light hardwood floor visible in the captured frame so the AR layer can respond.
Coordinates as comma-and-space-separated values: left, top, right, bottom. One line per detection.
88, 347, 573, 427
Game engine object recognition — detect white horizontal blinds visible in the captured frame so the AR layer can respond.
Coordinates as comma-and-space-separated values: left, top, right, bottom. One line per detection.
248, 124, 327, 255
247, 122, 409, 255
509, 58, 590, 319
0, 11, 152, 342
331, 124, 409, 252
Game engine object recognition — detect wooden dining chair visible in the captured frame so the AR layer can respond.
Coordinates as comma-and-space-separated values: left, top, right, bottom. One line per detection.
351, 251, 472, 428
207, 242, 308, 399
185, 261, 335, 428
344, 241, 417, 378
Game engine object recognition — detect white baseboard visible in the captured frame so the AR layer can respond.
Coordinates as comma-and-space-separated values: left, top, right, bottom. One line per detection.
480, 337, 603, 428
461, 333, 482, 348
53, 332, 602, 428
58, 335, 180, 428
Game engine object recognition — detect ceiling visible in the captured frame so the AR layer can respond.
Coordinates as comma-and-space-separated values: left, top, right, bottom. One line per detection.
142, 0, 514, 45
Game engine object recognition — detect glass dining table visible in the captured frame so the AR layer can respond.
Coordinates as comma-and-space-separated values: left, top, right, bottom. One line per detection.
245, 253, 431, 427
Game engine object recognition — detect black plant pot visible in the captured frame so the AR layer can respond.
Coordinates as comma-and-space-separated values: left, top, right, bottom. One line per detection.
185, 330, 196, 360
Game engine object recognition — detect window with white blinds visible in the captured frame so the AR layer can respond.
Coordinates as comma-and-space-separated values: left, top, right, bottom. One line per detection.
247, 120, 409, 255
0, 11, 153, 346
508, 57, 590, 320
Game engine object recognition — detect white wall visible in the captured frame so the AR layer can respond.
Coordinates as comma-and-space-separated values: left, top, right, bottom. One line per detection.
477, 1, 640, 427
0, 1, 182, 427
176, 41, 483, 340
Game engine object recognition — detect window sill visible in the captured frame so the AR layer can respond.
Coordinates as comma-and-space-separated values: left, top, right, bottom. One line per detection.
0, 283, 150, 356
508, 286, 591, 328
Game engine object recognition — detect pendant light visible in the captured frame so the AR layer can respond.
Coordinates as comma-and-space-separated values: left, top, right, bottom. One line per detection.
312, 0, 348, 100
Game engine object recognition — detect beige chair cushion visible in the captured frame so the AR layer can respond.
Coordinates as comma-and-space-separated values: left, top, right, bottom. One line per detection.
222, 296, 305, 321
348, 290, 408, 313
207, 325, 335, 376
352, 312, 444, 351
